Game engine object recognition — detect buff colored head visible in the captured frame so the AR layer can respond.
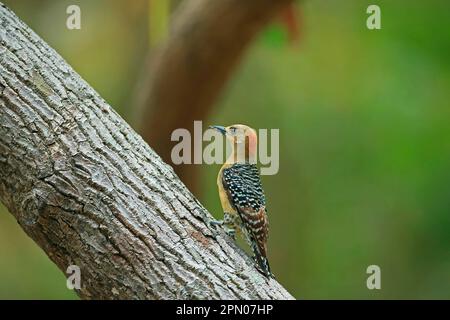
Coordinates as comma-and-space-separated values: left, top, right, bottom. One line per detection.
210, 124, 258, 163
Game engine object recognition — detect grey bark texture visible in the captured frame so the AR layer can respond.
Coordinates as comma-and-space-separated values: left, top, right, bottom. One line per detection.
0, 3, 294, 299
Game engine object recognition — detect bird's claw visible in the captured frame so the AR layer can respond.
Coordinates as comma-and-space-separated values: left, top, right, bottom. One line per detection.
208, 219, 224, 227
225, 228, 236, 240
207, 219, 237, 240
206, 218, 223, 239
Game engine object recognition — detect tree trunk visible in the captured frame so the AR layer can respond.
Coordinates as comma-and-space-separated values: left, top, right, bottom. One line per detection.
136, 0, 294, 195
0, 3, 293, 300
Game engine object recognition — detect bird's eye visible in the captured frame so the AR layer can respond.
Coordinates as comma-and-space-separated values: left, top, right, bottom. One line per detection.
230, 127, 237, 134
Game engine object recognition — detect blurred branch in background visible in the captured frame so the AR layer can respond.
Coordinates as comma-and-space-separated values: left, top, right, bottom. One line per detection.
134, 0, 294, 195
279, 3, 301, 45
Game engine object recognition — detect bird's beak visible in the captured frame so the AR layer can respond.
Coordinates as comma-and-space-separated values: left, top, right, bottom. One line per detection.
209, 125, 227, 135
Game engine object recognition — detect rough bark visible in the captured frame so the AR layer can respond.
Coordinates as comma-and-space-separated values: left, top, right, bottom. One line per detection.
0, 3, 294, 300
136, 0, 294, 194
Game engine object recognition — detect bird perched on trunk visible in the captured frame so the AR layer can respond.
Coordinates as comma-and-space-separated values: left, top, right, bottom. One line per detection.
209, 124, 272, 277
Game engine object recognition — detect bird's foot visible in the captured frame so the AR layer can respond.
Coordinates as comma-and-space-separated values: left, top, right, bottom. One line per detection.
207, 218, 237, 240
225, 228, 236, 240
206, 218, 223, 239
208, 218, 224, 227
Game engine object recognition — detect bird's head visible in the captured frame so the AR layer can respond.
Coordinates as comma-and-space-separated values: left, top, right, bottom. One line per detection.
209, 124, 258, 163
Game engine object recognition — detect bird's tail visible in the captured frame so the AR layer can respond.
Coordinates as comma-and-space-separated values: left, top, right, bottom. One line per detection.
256, 255, 273, 278
252, 242, 273, 278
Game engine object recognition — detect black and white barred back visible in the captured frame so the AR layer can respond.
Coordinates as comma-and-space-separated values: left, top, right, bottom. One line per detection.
222, 163, 266, 211
222, 163, 271, 277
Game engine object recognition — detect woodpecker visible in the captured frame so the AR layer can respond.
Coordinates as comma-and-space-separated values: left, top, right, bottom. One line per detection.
210, 124, 272, 277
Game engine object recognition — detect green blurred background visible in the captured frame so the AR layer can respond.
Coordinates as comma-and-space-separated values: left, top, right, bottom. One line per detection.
1, 0, 449, 299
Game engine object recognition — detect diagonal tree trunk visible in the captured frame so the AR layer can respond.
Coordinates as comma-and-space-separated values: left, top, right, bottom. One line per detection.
0, 3, 293, 299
